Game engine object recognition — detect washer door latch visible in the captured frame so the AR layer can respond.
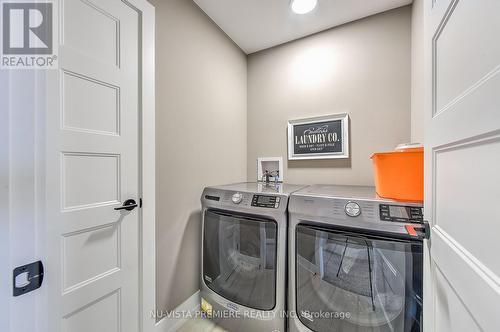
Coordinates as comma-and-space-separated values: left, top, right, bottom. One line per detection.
405, 221, 431, 240
13, 261, 44, 297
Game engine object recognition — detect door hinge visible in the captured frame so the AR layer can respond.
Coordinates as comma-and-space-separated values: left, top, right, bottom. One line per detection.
13, 261, 44, 297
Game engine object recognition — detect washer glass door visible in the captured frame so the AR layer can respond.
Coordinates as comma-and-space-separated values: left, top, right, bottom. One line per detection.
203, 210, 277, 310
295, 224, 423, 332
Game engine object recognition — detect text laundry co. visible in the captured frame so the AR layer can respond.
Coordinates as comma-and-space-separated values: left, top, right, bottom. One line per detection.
295, 133, 339, 145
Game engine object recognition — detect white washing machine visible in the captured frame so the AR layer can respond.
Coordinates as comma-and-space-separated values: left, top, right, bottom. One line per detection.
200, 182, 305, 332
288, 185, 427, 332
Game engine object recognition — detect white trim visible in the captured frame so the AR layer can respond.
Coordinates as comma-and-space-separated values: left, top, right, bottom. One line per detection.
0, 59, 11, 332
123, 1, 156, 332
155, 291, 201, 332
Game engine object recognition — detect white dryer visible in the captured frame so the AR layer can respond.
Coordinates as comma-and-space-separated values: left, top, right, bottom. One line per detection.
200, 182, 305, 332
288, 185, 427, 332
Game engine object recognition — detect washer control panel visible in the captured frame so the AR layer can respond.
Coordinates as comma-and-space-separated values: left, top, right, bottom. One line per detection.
379, 204, 423, 223
251, 195, 280, 208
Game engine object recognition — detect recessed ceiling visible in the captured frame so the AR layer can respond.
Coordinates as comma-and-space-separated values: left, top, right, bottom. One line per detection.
193, 0, 412, 54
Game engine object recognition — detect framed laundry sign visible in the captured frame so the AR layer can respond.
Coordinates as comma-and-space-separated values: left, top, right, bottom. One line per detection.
287, 113, 349, 160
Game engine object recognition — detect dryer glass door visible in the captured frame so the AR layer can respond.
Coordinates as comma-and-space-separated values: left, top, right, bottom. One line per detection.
203, 210, 277, 310
295, 224, 423, 332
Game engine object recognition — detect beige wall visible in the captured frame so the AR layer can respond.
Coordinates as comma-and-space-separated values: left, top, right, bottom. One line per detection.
150, 0, 247, 313
411, 0, 425, 143
247, 6, 411, 186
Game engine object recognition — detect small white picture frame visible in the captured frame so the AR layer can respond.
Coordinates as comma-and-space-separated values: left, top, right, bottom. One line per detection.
257, 157, 283, 182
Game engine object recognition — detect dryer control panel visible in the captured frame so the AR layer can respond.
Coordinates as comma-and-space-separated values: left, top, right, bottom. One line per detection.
251, 195, 280, 208
379, 204, 423, 223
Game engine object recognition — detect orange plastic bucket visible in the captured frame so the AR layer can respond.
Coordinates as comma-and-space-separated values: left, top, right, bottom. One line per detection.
371, 147, 423, 202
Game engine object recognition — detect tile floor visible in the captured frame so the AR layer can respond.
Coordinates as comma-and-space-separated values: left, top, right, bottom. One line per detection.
176, 317, 227, 332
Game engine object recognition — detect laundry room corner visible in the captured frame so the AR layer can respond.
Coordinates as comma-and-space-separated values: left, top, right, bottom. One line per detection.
149, 0, 248, 328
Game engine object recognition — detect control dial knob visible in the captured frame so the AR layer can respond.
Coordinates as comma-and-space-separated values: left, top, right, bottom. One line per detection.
345, 201, 361, 217
232, 193, 243, 204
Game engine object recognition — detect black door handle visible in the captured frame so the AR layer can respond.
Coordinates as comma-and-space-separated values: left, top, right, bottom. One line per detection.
114, 199, 138, 211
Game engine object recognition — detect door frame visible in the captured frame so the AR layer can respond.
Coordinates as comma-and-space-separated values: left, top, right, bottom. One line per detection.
134, 1, 156, 332
1, 1, 155, 331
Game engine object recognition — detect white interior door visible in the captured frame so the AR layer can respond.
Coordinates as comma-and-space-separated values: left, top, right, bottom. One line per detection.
424, 0, 500, 331
46, 0, 140, 331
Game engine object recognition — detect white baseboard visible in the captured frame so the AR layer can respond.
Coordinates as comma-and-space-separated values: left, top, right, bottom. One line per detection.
155, 290, 200, 332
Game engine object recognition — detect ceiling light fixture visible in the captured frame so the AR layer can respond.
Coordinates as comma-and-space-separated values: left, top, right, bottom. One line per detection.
291, 0, 318, 14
